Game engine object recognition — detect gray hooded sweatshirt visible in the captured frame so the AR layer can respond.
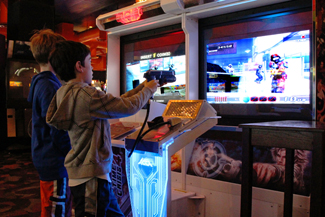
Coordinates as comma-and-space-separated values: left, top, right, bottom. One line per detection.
46, 81, 155, 179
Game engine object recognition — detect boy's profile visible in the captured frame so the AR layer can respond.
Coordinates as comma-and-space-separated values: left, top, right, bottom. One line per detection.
28, 29, 72, 217
46, 40, 159, 216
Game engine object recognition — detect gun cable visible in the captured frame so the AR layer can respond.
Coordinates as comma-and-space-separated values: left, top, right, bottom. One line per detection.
127, 100, 151, 158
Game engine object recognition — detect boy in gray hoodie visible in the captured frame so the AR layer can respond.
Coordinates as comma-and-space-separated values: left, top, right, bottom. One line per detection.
46, 40, 159, 217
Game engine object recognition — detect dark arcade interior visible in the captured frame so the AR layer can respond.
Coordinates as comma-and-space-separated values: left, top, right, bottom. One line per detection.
1, 0, 325, 217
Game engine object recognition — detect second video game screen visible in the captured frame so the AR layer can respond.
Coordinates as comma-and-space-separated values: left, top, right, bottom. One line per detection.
126, 54, 186, 103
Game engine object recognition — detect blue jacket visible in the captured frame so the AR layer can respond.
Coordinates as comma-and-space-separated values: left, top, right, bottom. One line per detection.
28, 71, 71, 181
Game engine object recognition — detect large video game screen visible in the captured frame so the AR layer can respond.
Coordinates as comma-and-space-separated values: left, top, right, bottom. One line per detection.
206, 30, 310, 105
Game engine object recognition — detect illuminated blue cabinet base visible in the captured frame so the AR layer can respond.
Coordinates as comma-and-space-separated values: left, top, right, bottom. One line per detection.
126, 140, 173, 217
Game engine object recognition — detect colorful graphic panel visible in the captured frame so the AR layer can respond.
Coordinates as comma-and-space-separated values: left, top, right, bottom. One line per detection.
111, 147, 132, 217
187, 137, 312, 196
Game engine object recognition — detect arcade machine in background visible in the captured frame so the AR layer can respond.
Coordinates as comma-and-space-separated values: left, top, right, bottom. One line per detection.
5, 0, 55, 149
6, 41, 39, 146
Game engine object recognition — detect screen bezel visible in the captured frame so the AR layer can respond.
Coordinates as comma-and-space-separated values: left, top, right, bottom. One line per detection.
198, 1, 314, 125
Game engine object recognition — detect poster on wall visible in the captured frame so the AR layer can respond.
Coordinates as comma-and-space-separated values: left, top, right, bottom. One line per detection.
187, 137, 312, 196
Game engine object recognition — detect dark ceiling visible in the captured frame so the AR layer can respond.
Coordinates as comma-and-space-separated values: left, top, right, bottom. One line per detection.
1, 0, 135, 32
54, 0, 135, 32
1, 0, 136, 39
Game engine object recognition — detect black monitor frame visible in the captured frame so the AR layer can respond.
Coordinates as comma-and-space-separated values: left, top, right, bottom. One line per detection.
198, 0, 314, 126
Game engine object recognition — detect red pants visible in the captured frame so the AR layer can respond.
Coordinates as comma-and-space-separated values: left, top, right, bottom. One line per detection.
40, 177, 73, 217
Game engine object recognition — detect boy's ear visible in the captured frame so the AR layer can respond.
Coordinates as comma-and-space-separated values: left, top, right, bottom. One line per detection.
75, 61, 83, 73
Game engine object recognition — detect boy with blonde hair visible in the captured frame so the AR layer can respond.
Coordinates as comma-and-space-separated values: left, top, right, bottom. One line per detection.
28, 29, 72, 217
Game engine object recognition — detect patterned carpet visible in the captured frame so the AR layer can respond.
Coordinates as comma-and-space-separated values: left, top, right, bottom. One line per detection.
0, 148, 41, 217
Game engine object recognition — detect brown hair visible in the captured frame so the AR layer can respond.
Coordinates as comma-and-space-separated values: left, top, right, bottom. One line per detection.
30, 29, 66, 64
50, 40, 91, 82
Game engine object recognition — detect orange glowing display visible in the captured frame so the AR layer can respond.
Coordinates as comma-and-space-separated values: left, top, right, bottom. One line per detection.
116, 7, 143, 24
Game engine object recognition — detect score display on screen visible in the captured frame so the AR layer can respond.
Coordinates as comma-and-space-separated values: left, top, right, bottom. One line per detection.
206, 30, 310, 105
126, 55, 186, 103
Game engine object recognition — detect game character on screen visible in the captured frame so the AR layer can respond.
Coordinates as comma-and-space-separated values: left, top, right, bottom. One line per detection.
46, 40, 159, 217
269, 54, 288, 93
226, 64, 234, 74
255, 64, 264, 83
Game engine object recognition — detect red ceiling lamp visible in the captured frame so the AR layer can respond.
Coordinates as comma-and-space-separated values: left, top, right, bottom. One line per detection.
116, 7, 143, 24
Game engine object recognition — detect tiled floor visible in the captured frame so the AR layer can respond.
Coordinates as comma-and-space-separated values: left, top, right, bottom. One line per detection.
0, 148, 41, 217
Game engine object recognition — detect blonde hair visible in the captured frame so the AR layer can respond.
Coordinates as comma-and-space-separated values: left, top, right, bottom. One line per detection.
30, 29, 66, 64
